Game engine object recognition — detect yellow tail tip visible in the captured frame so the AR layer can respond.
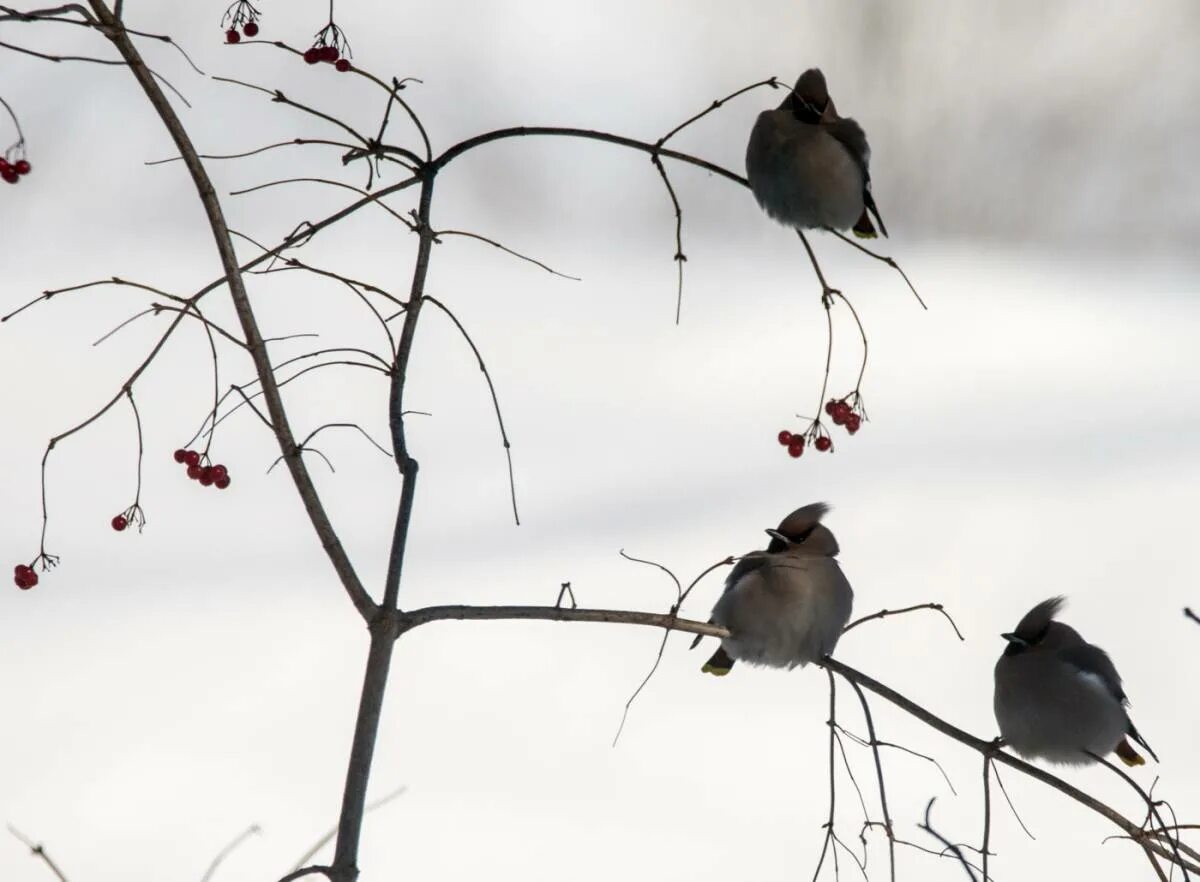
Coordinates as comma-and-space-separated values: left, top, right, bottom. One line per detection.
852, 229, 878, 239
1116, 739, 1146, 767
701, 663, 731, 677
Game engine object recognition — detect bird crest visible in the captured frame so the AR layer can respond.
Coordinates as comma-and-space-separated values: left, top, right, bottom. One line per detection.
1012, 596, 1067, 642
775, 502, 830, 538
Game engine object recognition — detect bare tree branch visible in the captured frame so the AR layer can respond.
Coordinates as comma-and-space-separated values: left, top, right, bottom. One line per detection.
842, 602, 964, 640
86, 0, 377, 621
6, 824, 70, 882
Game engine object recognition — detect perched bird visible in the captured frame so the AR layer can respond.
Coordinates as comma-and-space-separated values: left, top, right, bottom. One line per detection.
993, 597, 1158, 767
694, 502, 854, 675
745, 68, 887, 238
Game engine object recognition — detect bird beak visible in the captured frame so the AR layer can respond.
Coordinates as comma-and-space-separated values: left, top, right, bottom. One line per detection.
765, 528, 788, 543
1000, 632, 1017, 643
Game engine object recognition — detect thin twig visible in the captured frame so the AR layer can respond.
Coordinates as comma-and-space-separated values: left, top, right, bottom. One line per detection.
842, 603, 964, 641
846, 677, 896, 882
982, 755, 992, 882
200, 824, 261, 882
146, 138, 365, 166
610, 626, 671, 748
649, 153, 686, 324
919, 799, 979, 882
828, 229, 927, 310
610, 557, 731, 746
656, 77, 781, 147
990, 762, 1036, 840
291, 785, 407, 871
433, 229, 580, 281
6, 825, 70, 882
837, 725, 957, 796
811, 668, 838, 882
423, 296, 519, 524
1087, 751, 1193, 880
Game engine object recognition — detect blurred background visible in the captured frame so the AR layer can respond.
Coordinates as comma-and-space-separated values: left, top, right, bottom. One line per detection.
1, 2, 1198, 880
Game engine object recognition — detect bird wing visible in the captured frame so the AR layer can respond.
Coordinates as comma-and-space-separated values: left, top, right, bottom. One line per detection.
688, 552, 771, 649
722, 552, 772, 592
823, 117, 870, 175
1057, 643, 1127, 704
822, 117, 888, 236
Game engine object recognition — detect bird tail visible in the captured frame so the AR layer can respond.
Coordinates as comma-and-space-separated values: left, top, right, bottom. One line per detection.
701, 647, 735, 676
861, 189, 889, 238
1115, 737, 1146, 767
1127, 723, 1159, 764
852, 210, 878, 239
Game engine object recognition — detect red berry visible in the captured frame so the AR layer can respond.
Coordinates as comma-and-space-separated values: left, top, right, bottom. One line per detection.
13, 160, 29, 175
173, 448, 188, 463
112, 515, 128, 532
830, 410, 846, 426
184, 450, 201, 467
226, 29, 240, 43
845, 414, 862, 434
214, 476, 231, 490
824, 400, 838, 416
815, 436, 833, 452
243, 21, 259, 37
199, 467, 215, 486
187, 463, 203, 480
777, 430, 793, 446
320, 45, 339, 62
14, 564, 29, 576
787, 440, 805, 458
210, 464, 228, 481
15, 568, 38, 589
0, 159, 9, 173
303, 47, 321, 64
335, 58, 351, 72
2, 170, 18, 184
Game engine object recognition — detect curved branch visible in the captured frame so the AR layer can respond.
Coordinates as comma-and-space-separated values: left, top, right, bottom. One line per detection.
433, 126, 747, 187
824, 658, 1200, 873
842, 603, 964, 641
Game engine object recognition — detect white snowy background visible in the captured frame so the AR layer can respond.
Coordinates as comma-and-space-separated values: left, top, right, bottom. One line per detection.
1, 2, 1198, 880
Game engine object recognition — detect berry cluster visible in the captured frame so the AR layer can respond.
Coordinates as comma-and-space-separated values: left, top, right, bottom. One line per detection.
173, 448, 232, 489
1, 156, 32, 185
222, 0, 260, 43
824, 398, 863, 435
776, 429, 833, 458
775, 395, 866, 459
303, 43, 352, 71
304, 21, 353, 71
13, 564, 38, 590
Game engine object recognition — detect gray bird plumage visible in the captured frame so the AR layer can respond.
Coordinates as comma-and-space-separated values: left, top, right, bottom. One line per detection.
993, 597, 1157, 767
697, 502, 854, 676
745, 68, 886, 238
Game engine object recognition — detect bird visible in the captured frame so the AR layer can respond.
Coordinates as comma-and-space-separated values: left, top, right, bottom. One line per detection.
693, 502, 854, 676
993, 597, 1158, 768
745, 68, 887, 238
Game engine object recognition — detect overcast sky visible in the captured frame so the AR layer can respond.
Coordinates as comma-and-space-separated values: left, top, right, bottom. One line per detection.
1, 3, 1199, 881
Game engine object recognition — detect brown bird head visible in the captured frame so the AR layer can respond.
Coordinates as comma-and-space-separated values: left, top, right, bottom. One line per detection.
782, 68, 830, 123
765, 502, 840, 556
1001, 596, 1078, 656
